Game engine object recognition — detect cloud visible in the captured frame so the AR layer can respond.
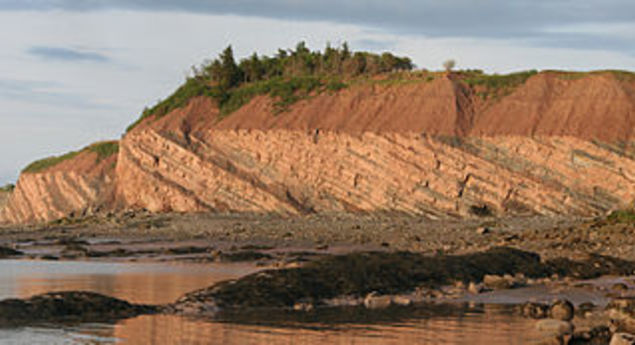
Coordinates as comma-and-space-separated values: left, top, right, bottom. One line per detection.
352, 38, 396, 52
2, 1, 634, 37
27, 46, 110, 62
0, 78, 116, 109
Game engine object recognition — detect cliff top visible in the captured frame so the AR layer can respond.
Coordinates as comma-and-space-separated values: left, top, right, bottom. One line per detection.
21, 141, 119, 175
132, 69, 634, 143
123, 43, 634, 142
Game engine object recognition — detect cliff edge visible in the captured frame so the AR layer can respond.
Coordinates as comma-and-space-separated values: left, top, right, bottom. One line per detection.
116, 72, 634, 218
2, 71, 634, 224
0, 142, 118, 224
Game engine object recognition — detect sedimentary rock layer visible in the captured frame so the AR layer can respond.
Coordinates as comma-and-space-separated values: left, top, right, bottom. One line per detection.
117, 72, 634, 217
118, 129, 633, 217
0, 191, 9, 213
0, 151, 116, 224
2, 72, 634, 224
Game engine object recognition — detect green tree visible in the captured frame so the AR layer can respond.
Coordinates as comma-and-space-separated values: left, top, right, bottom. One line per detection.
218, 45, 242, 89
240, 53, 265, 82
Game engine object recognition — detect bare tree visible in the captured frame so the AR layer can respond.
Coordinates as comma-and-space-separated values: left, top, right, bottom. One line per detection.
443, 59, 456, 72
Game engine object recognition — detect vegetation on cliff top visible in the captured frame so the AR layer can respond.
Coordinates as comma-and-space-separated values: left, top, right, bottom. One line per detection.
126, 42, 414, 131
126, 42, 635, 132
460, 69, 538, 100
546, 69, 635, 82
22, 141, 119, 174
87, 141, 119, 163
0, 184, 14, 193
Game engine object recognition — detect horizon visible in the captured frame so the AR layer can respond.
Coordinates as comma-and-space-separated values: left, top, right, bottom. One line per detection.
1, 1, 634, 185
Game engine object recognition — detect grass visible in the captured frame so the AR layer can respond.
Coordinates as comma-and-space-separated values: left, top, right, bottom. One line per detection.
461, 70, 538, 100
22, 150, 82, 174
126, 78, 215, 132
87, 141, 119, 163
545, 69, 635, 82
126, 70, 442, 131
125, 68, 633, 131
126, 76, 334, 130
218, 75, 347, 119
22, 141, 119, 174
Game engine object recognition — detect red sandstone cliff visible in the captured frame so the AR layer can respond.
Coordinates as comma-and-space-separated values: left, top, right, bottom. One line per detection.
116, 72, 634, 217
2, 72, 634, 224
0, 144, 117, 224
0, 190, 9, 212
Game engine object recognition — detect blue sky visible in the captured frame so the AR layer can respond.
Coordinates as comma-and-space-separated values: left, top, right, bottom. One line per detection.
0, 1, 634, 185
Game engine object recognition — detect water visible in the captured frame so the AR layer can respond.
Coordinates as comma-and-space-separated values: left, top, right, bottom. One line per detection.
0, 260, 548, 344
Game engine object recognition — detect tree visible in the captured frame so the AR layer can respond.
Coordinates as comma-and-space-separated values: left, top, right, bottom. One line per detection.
218, 45, 242, 89
443, 59, 456, 72
240, 53, 265, 82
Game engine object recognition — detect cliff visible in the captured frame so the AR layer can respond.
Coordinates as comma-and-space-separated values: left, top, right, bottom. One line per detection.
2, 71, 634, 224
0, 189, 10, 212
0, 142, 118, 224
116, 72, 634, 217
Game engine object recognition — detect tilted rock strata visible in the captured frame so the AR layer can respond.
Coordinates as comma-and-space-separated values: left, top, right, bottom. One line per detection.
0, 151, 116, 224
0, 191, 9, 213
118, 128, 634, 217
116, 72, 633, 216
2, 72, 634, 223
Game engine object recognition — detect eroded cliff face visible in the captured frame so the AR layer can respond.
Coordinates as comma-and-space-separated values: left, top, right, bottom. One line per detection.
2, 72, 634, 224
0, 150, 117, 224
116, 73, 635, 217
118, 129, 634, 217
0, 191, 9, 211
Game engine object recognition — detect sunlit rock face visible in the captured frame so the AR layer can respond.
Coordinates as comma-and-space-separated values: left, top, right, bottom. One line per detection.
3, 72, 634, 224
116, 73, 634, 217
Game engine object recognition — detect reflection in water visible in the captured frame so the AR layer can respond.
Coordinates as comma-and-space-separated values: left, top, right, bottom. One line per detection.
0, 260, 543, 344
0, 260, 259, 304
114, 305, 540, 345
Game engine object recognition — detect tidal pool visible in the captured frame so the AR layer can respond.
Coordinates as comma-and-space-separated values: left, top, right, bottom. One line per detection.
0, 259, 559, 344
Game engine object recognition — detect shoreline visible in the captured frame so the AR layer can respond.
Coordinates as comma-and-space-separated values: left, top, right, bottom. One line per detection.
0, 211, 632, 343
0, 212, 632, 262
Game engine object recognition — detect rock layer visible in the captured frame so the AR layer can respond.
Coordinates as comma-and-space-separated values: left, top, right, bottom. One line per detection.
0, 150, 117, 224
2, 72, 635, 223
116, 72, 633, 217
118, 129, 634, 217
0, 191, 9, 213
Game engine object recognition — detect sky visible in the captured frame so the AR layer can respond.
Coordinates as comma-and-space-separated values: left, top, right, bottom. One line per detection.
0, 1, 634, 185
